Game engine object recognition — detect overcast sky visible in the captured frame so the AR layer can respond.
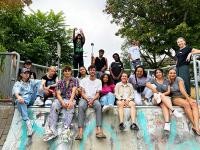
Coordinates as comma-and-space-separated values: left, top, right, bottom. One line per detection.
25, 0, 124, 68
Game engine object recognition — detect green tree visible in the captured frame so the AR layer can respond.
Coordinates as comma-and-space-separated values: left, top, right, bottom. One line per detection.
105, 0, 200, 68
0, 2, 73, 66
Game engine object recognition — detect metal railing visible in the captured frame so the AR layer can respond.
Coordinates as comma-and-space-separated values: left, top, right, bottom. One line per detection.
193, 54, 200, 101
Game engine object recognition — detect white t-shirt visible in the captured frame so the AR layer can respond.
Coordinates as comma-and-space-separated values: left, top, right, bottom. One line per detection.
128, 46, 141, 60
80, 77, 102, 98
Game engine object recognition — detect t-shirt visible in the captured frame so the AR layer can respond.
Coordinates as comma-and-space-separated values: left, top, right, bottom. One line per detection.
170, 77, 184, 97
100, 84, 115, 95
176, 46, 192, 67
128, 46, 141, 60
128, 74, 151, 89
94, 57, 107, 71
57, 77, 79, 99
80, 77, 102, 98
150, 78, 169, 93
110, 61, 123, 77
42, 74, 57, 87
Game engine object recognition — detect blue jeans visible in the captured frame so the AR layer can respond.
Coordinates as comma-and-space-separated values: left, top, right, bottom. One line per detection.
100, 92, 115, 106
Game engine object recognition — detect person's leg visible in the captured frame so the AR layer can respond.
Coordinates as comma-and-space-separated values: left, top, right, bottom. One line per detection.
172, 98, 194, 126
100, 95, 107, 106
76, 99, 88, 138
128, 101, 136, 123
143, 87, 153, 101
134, 90, 143, 105
189, 101, 200, 131
16, 101, 29, 121
160, 95, 174, 111
117, 100, 125, 123
107, 92, 115, 105
73, 55, 79, 78
93, 100, 102, 129
79, 53, 84, 67
47, 99, 62, 133
177, 65, 190, 95
160, 103, 170, 122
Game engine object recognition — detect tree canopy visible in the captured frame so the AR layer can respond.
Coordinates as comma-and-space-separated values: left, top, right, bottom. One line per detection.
105, 0, 200, 68
0, 1, 73, 66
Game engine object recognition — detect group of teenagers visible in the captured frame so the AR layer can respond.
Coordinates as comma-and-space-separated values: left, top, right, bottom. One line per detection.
12, 36, 200, 142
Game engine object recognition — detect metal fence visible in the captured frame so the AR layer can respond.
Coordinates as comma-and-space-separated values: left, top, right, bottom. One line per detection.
0, 52, 20, 99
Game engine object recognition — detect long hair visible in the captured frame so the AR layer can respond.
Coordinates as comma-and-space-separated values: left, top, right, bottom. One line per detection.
154, 68, 164, 78
78, 66, 88, 78
100, 73, 113, 86
134, 65, 147, 77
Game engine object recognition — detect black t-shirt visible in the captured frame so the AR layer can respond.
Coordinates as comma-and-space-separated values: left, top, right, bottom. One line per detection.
95, 57, 107, 71
42, 74, 57, 87
110, 61, 123, 77
176, 46, 192, 67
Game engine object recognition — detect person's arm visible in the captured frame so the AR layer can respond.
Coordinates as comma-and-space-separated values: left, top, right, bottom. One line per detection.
101, 58, 108, 72
178, 79, 190, 99
163, 86, 170, 96
114, 84, 121, 100
146, 82, 158, 93
81, 88, 89, 102
56, 90, 66, 108
12, 82, 24, 103
92, 57, 96, 66
191, 48, 200, 54
109, 65, 116, 79
80, 29, 85, 44
49, 77, 58, 88
128, 53, 132, 60
127, 84, 134, 101
73, 28, 77, 41
117, 65, 124, 79
41, 79, 48, 90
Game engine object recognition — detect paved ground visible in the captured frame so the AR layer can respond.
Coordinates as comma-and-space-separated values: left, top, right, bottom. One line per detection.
0, 103, 14, 150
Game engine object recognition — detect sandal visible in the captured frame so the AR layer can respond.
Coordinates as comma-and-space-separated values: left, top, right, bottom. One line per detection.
75, 134, 83, 140
192, 128, 200, 136
96, 132, 106, 138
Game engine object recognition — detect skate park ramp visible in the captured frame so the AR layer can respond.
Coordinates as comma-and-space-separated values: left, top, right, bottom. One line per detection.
2, 106, 200, 150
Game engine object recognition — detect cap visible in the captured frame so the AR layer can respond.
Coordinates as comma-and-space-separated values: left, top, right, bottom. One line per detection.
24, 59, 32, 65
21, 68, 30, 73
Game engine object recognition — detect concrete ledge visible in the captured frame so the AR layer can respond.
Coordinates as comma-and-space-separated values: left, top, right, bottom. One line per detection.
3, 107, 200, 150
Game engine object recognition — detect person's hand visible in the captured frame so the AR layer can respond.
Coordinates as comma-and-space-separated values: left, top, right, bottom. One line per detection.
88, 99, 94, 107
67, 100, 75, 109
124, 100, 130, 107
74, 27, 78, 31
187, 97, 196, 104
61, 101, 68, 109
79, 28, 83, 33
186, 53, 192, 62
18, 96, 24, 104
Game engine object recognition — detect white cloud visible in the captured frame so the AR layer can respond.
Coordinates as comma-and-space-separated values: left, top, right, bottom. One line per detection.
25, 0, 124, 68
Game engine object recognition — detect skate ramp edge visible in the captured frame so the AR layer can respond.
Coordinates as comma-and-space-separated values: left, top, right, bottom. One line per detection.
3, 107, 200, 150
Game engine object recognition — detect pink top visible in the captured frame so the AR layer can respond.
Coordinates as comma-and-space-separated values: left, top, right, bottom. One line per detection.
100, 84, 115, 95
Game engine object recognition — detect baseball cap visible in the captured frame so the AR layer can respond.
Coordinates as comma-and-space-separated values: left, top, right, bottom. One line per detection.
21, 68, 30, 73
24, 59, 32, 65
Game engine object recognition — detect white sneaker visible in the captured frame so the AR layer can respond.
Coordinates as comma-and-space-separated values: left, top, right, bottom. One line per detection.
45, 99, 52, 106
173, 109, 183, 118
143, 100, 150, 106
34, 97, 44, 106
164, 123, 171, 131
43, 129, 57, 142
102, 105, 110, 112
26, 120, 33, 136
61, 128, 73, 142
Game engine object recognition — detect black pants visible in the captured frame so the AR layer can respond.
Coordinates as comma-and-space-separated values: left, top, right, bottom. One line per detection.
73, 52, 84, 77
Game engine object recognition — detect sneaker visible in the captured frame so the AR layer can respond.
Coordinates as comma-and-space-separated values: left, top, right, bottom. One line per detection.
34, 97, 44, 106
172, 109, 182, 118
164, 123, 170, 131
43, 129, 57, 142
45, 99, 52, 106
102, 105, 110, 112
26, 120, 33, 137
61, 128, 73, 142
119, 123, 125, 130
143, 100, 150, 106
130, 123, 139, 131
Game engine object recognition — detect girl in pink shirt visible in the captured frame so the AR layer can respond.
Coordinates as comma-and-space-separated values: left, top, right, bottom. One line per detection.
100, 74, 115, 112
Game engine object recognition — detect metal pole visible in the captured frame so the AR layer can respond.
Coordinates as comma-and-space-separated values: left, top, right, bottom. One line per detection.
193, 54, 199, 102
91, 43, 94, 65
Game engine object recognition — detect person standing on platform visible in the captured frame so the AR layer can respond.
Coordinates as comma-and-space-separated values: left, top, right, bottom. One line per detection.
73, 28, 85, 77
175, 37, 200, 95
92, 49, 108, 78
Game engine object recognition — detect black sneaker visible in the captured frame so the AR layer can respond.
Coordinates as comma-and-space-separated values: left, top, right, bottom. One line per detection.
130, 123, 139, 131
119, 123, 125, 130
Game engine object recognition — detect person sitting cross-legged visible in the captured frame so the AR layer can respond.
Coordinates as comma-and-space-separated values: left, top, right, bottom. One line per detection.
43, 65, 79, 141
75, 65, 106, 140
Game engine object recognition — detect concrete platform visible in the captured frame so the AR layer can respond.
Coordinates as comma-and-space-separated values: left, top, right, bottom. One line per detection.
2, 106, 200, 150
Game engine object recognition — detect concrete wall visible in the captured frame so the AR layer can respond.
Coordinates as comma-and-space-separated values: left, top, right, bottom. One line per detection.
3, 107, 200, 150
